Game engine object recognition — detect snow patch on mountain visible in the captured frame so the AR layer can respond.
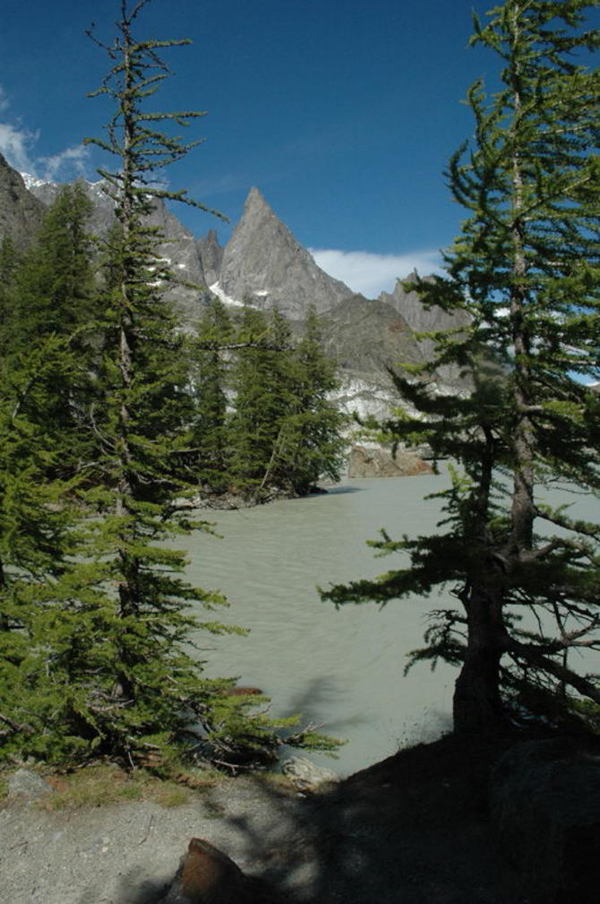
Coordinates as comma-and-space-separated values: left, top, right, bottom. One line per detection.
209, 281, 247, 308
20, 172, 48, 191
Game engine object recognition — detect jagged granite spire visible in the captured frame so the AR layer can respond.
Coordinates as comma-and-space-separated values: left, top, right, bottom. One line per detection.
217, 187, 353, 318
197, 229, 223, 288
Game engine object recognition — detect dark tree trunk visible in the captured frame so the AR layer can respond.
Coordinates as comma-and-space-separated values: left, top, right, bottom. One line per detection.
453, 580, 508, 734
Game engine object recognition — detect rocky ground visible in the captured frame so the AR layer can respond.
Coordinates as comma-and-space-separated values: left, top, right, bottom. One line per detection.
0, 734, 538, 904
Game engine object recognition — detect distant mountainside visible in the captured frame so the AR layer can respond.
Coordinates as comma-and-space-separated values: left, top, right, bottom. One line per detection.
20, 170, 209, 324
0, 155, 45, 250
0, 155, 469, 418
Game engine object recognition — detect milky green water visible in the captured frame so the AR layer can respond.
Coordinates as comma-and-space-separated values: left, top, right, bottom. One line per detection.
175, 473, 599, 777
177, 473, 457, 777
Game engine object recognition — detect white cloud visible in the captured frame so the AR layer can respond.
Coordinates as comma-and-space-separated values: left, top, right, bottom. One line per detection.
309, 248, 443, 298
0, 122, 39, 173
0, 83, 90, 182
40, 144, 90, 181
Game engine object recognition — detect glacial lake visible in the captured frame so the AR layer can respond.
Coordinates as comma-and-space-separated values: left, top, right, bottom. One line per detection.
176, 472, 599, 777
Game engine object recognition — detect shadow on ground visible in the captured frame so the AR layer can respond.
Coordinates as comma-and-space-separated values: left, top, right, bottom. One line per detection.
108, 734, 527, 904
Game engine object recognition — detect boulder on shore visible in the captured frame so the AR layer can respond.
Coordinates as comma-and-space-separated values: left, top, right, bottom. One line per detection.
490, 737, 600, 904
347, 445, 433, 478
282, 756, 339, 792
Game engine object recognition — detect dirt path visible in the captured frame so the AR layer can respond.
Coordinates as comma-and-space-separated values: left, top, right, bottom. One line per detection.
1, 736, 526, 904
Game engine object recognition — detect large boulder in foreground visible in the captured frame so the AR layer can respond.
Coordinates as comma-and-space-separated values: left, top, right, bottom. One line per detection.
161, 837, 280, 904
347, 445, 432, 478
162, 838, 249, 903
490, 738, 600, 904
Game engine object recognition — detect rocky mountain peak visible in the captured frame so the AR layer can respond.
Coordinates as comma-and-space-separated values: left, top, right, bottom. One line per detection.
245, 185, 270, 210
216, 187, 353, 319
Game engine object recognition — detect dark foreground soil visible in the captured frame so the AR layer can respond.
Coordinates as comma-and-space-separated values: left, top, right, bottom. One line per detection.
0, 734, 529, 904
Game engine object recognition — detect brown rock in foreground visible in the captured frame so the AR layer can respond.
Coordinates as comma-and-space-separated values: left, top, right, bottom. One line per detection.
162, 838, 249, 903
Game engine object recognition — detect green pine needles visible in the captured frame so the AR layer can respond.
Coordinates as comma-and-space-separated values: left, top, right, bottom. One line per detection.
323, 0, 599, 736
0, 0, 339, 771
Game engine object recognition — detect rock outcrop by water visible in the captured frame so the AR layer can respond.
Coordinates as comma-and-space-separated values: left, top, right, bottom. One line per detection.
490, 737, 600, 904
347, 446, 433, 478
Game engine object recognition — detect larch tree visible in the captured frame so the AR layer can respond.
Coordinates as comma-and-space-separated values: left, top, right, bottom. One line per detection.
259, 306, 347, 498
323, 0, 599, 736
227, 306, 295, 498
188, 299, 234, 494
78, 0, 321, 767
5, 185, 98, 474
0, 0, 336, 769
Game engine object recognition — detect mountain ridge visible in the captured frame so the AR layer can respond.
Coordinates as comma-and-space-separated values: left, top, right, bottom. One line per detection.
0, 157, 468, 416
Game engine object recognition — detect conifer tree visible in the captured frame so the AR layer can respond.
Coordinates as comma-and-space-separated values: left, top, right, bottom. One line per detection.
1, 1, 339, 767
227, 305, 346, 499
52, 0, 338, 767
276, 306, 347, 496
0, 335, 86, 760
188, 300, 234, 493
323, 0, 599, 735
4, 185, 97, 474
227, 306, 295, 497
0, 237, 19, 365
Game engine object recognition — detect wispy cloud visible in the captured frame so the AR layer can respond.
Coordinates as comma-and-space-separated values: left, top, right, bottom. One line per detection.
40, 144, 90, 181
0, 83, 90, 182
309, 248, 443, 298
0, 122, 39, 173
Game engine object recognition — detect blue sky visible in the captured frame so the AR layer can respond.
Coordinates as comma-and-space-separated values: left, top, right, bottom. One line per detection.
0, 0, 563, 295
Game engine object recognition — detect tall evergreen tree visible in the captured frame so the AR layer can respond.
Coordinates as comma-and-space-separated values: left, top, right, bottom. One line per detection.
0, 0, 337, 768
1, 185, 97, 474
275, 306, 347, 496
227, 306, 295, 497
323, 0, 599, 735
188, 300, 234, 493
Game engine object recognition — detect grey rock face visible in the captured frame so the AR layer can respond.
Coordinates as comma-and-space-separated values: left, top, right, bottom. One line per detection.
319, 294, 424, 378
197, 229, 223, 288
218, 187, 353, 317
24, 174, 208, 323
379, 274, 471, 387
379, 273, 471, 344
0, 155, 45, 249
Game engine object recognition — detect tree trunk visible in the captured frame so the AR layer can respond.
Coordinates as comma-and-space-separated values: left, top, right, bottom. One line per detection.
453, 580, 508, 734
